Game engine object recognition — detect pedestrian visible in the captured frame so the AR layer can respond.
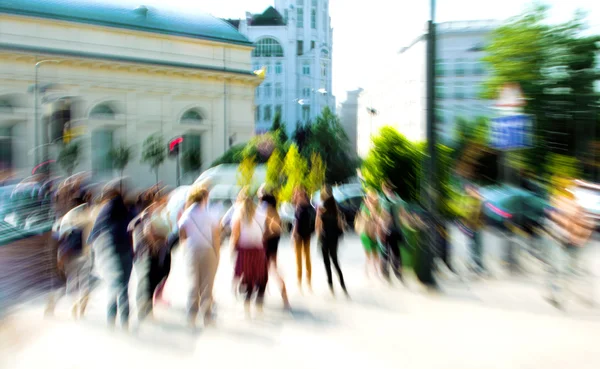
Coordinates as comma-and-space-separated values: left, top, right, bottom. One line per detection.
45, 193, 93, 319
178, 185, 221, 328
316, 185, 348, 297
543, 178, 595, 309
230, 190, 271, 317
379, 181, 405, 284
355, 190, 380, 277
464, 185, 485, 274
87, 187, 134, 329
128, 190, 171, 322
292, 187, 315, 291
259, 185, 290, 309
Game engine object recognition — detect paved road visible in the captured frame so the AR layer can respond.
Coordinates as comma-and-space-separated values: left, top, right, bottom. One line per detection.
2, 231, 600, 369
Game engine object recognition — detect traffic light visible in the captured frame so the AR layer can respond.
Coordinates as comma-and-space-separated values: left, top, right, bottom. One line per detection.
169, 137, 183, 158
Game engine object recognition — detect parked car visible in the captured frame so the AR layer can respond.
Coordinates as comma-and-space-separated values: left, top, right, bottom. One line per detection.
571, 180, 600, 229
479, 185, 548, 233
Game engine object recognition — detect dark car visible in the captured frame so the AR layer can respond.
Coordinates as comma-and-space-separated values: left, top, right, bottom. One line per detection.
479, 185, 548, 233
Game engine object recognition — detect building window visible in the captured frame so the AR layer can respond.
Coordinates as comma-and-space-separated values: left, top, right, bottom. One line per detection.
264, 105, 272, 121
312, 0, 317, 5
455, 59, 466, 76
297, 0, 304, 5
180, 109, 204, 124
89, 104, 115, 120
302, 87, 311, 97
311, 40, 316, 50
276, 83, 283, 98
455, 83, 464, 100
435, 59, 445, 76
436, 83, 444, 99
91, 130, 113, 175
302, 64, 310, 75
323, 13, 327, 30
321, 49, 329, 59
275, 104, 283, 116
297, 8, 304, 28
474, 61, 485, 75
284, 9, 288, 23
302, 105, 310, 121
264, 83, 272, 98
256, 87, 260, 98
321, 63, 327, 77
252, 38, 284, 57
275, 62, 282, 74
311, 9, 316, 29
297, 40, 303, 56
255, 105, 260, 121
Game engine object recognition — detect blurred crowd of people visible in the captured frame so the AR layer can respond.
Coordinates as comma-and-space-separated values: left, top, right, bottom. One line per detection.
26, 169, 597, 331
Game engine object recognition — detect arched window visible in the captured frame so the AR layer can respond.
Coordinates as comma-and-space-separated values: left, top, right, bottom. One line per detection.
180, 109, 204, 124
252, 38, 284, 57
321, 49, 329, 59
89, 104, 115, 120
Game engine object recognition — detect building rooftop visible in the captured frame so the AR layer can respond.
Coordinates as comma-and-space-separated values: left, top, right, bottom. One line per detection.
250, 6, 286, 26
0, 0, 252, 45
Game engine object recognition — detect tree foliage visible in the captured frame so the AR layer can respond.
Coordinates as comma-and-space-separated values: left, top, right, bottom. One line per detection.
279, 144, 308, 203
306, 152, 326, 195
211, 143, 246, 166
362, 127, 422, 202
265, 148, 284, 189
270, 111, 289, 144
109, 143, 133, 177
57, 141, 81, 176
482, 3, 600, 172
141, 133, 166, 185
237, 155, 257, 189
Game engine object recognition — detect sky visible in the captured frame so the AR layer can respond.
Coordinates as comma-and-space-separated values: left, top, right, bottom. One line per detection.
121, 0, 600, 102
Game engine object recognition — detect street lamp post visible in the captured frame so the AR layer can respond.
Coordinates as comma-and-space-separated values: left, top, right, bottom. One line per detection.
34, 60, 60, 168
425, 0, 437, 213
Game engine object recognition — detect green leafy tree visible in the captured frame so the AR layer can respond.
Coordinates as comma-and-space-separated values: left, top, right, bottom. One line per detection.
266, 148, 284, 190
270, 111, 289, 144
280, 144, 308, 203
109, 143, 133, 192
305, 106, 357, 184
141, 133, 166, 187
482, 3, 600, 172
362, 127, 422, 201
306, 153, 326, 195
57, 141, 81, 176
237, 155, 257, 189
211, 143, 246, 166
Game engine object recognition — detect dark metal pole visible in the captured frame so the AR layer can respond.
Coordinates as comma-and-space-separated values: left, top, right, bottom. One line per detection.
176, 149, 181, 187
426, 0, 437, 212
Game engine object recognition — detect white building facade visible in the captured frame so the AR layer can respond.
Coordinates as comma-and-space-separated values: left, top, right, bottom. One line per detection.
356, 20, 498, 156
338, 88, 362, 156
0, 0, 261, 189
227, 0, 335, 135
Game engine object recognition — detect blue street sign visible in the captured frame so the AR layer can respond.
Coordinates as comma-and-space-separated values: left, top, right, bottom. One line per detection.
490, 115, 532, 150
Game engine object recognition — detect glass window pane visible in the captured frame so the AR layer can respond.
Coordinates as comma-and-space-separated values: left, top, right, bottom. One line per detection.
297, 8, 304, 28
311, 9, 316, 29
255, 105, 260, 121
92, 130, 113, 174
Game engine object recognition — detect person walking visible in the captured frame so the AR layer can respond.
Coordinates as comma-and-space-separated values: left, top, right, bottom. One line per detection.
543, 178, 595, 309
355, 190, 380, 277
379, 181, 405, 284
178, 185, 221, 328
259, 185, 290, 309
316, 185, 348, 297
292, 188, 315, 291
230, 191, 271, 317
88, 187, 134, 329
464, 185, 485, 274
45, 193, 93, 318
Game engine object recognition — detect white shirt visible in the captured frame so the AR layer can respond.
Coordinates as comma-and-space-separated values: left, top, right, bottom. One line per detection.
232, 207, 267, 249
178, 203, 218, 250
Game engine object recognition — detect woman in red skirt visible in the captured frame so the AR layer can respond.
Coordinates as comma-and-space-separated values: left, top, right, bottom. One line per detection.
230, 192, 273, 316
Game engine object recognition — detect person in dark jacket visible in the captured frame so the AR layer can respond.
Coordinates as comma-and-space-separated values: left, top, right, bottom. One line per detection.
88, 188, 134, 329
293, 187, 314, 290
316, 185, 348, 297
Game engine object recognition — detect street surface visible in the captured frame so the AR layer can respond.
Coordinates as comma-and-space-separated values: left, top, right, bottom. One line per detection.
2, 228, 600, 369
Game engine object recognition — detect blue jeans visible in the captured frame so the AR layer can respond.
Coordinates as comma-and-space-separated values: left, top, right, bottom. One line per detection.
96, 238, 133, 326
